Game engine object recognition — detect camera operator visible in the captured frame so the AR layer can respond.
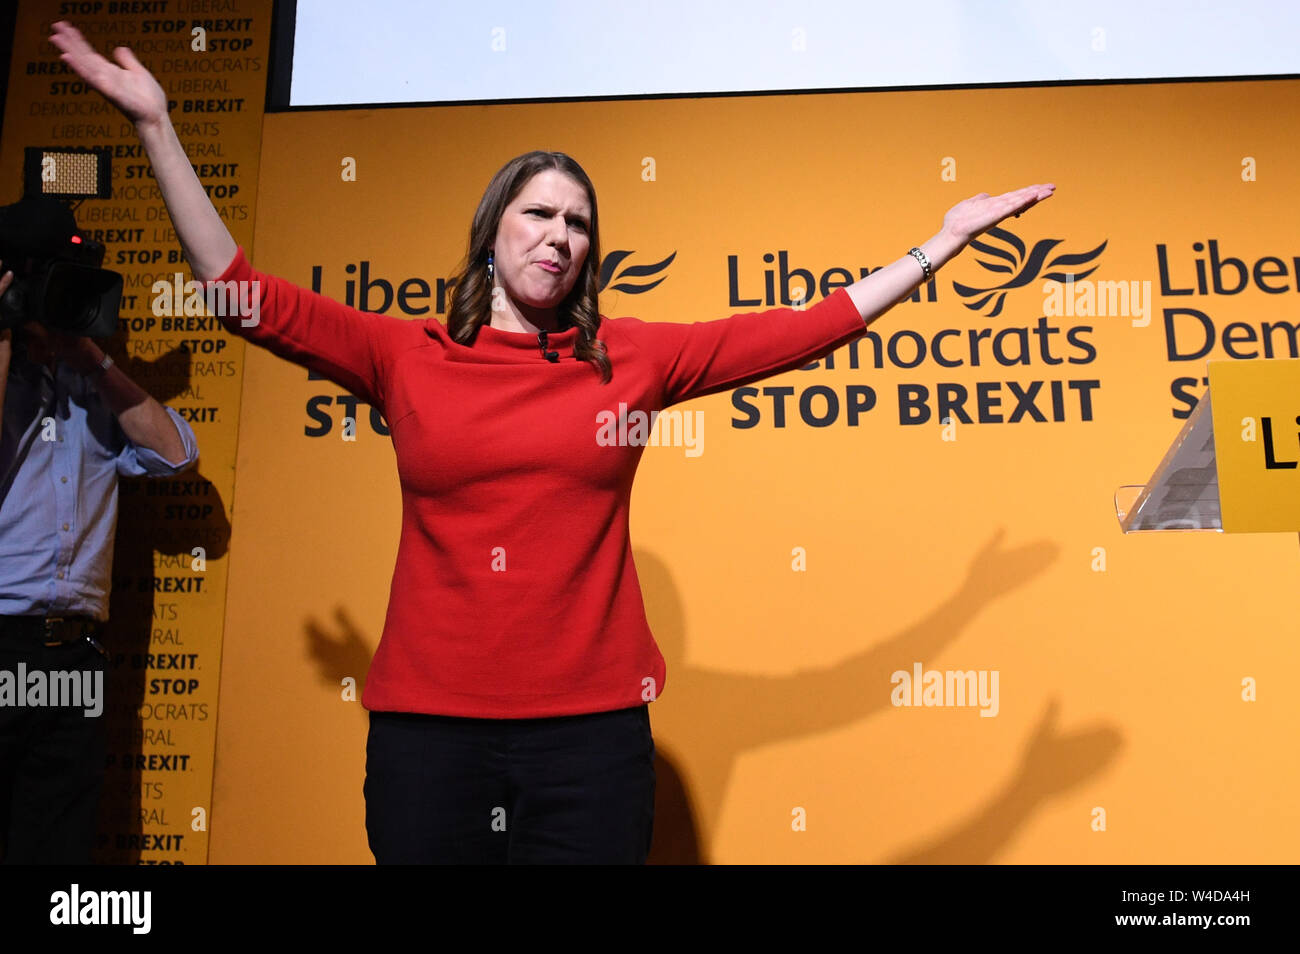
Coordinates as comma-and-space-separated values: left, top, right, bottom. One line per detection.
0, 261, 199, 864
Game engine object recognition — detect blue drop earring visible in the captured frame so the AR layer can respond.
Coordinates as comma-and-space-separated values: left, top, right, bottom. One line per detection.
486, 250, 494, 282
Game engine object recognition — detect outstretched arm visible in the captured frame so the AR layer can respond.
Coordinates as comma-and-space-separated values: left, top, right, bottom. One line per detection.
50, 21, 392, 410
639, 184, 1057, 408
845, 184, 1055, 325
49, 20, 237, 281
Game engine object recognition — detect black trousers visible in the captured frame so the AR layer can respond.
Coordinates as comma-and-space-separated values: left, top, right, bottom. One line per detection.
364, 703, 655, 864
0, 632, 108, 865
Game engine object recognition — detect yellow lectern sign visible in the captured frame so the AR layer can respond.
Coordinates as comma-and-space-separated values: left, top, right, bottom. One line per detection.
1209, 358, 1300, 533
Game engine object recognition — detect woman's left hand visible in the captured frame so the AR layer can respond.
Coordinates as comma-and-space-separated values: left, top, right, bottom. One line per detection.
941, 183, 1055, 246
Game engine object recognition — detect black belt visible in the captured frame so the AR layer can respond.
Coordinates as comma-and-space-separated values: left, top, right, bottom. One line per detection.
0, 615, 107, 653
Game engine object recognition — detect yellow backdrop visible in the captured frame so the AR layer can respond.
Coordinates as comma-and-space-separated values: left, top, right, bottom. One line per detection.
206, 80, 1300, 863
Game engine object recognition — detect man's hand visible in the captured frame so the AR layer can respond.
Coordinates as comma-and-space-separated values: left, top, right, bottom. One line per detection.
1, 264, 13, 441
48, 330, 106, 377
16, 321, 102, 375
0, 261, 14, 361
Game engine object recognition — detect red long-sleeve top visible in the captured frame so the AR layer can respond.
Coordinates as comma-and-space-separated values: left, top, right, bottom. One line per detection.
210, 247, 867, 718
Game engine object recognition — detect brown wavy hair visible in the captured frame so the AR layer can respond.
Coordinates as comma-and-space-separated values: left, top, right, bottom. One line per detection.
446, 151, 611, 384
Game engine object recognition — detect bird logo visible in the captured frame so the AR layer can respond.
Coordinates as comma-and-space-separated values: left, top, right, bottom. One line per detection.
953, 228, 1107, 317
598, 250, 676, 294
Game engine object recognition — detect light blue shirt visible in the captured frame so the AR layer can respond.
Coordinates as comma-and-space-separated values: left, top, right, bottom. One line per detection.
0, 352, 199, 621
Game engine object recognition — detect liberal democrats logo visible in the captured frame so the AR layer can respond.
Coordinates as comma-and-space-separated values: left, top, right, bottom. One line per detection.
954, 228, 1107, 317
598, 249, 676, 294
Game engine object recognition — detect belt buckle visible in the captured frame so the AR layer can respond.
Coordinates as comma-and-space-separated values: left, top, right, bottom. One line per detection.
42, 616, 64, 646
42, 615, 80, 647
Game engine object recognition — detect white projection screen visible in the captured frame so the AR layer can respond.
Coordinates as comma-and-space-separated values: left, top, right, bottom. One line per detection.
284, 0, 1300, 108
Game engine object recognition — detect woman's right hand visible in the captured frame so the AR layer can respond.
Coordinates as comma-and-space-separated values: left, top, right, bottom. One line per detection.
49, 20, 168, 127
48, 21, 237, 282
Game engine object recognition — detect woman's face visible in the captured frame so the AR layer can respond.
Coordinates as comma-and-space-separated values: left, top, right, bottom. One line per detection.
492, 169, 592, 314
